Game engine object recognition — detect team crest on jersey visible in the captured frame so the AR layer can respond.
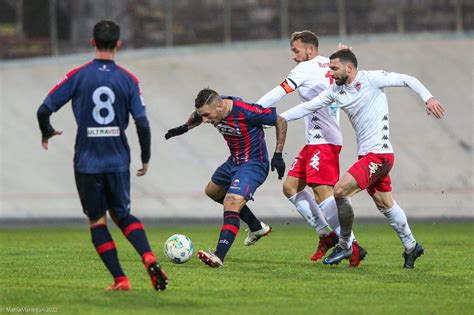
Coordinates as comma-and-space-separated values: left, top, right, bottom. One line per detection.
215, 123, 242, 136
233, 179, 240, 187
355, 82, 361, 91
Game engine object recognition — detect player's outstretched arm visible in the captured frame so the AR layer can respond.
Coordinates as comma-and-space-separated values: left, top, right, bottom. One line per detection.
425, 97, 445, 119
37, 104, 62, 150
271, 116, 288, 180
164, 110, 202, 140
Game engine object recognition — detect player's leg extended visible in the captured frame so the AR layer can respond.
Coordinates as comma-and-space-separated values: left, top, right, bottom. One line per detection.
314, 184, 362, 265
323, 172, 366, 266
197, 193, 244, 267
107, 171, 168, 291
334, 172, 361, 247
372, 191, 424, 268
205, 180, 262, 232
284, 176, 332, 236
89, 215, 130, 291
75, 171, 129, 290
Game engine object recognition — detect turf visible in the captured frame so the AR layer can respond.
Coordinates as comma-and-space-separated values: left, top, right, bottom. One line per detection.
1, 222, 473, 315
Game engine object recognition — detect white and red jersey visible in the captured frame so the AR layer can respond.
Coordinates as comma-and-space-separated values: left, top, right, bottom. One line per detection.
281, 70, 433, 155
257, 55, 342, 146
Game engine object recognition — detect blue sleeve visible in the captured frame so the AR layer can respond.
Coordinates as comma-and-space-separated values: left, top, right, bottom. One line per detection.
129, 80, 147, 119
43, 74, 76, 112
135, 116, 151, 163
36, 104, 55, 138
247, 105, 278, 126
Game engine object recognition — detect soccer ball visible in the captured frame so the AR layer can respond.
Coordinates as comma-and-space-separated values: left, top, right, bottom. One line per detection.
164, 234, 194, 264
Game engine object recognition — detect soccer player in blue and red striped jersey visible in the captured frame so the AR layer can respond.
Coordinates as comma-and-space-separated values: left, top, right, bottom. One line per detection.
165, 88, 287, 267
36, 20, 168, 290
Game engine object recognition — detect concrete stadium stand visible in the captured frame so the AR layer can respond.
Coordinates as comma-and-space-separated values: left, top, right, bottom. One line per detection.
0, 33, 472, 221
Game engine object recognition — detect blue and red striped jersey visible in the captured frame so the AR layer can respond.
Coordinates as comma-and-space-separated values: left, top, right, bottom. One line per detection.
215, 97, 277, 164
43, 59, 148, 173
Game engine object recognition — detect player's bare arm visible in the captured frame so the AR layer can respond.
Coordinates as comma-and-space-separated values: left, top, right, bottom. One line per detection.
271, 116, 288, 180
164, 110, 203, 139
425, 97, 445, 119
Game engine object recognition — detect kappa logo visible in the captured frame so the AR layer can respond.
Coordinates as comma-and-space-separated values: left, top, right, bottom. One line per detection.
337, 91, 347, 103
382, 125, 388, 130
368, 161, 382, 177
313, 134, 322, 139
310, 151, 321, 171
311, 116, 319, 122
382, 115, 388, 121
382, 144, 389, 149
313, 125, 321, 130
382, 135, 388, 140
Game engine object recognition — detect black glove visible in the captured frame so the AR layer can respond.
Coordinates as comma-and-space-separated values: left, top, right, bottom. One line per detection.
271, 152, 285, 180
165, 124, 189, 140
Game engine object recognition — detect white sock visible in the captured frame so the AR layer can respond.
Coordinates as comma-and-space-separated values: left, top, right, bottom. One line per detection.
319, 196, 356, 244
289, 190, 330, 236
318, 196, 340, 235
382, 201, 416, 252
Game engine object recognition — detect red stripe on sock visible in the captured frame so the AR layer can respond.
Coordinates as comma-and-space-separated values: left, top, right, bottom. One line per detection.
221, 224, 239, 234
96, 241, 116, 254
123, 222, 144, 237
224, 214, 240, 220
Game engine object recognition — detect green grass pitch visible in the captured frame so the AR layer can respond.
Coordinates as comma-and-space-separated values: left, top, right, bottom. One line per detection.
1, 222, 473, 314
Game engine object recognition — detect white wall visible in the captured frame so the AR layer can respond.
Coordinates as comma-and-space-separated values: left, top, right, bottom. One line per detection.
0, 34, 472, 219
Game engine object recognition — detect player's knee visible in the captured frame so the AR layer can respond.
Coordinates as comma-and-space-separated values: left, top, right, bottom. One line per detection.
223, 194, 245, 211
282, 180, 297, 198
333, 182, 347, 198
204, 185, 218, 201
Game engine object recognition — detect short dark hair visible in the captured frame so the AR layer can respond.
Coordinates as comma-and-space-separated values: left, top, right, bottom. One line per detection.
329, 49, 358, 67
93, 20, 120, 51
290, 30, 319, 48
195, 88, 220, 108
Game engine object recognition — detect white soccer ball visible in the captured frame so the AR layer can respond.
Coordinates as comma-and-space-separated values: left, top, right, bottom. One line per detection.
164, 234, 194, 264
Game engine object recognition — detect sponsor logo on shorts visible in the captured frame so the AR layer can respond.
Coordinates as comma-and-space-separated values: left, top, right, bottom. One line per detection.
87, 127, 120, 137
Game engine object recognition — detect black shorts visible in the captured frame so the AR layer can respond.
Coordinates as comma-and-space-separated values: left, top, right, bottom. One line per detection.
74, 171, 131, 221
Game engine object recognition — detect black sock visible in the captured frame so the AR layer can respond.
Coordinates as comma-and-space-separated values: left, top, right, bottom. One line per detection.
214, 197, 260, 231
118, 214, 153, 261
215, 211, 240, 261
91, 224, 125, 279
239, 205, 262, 231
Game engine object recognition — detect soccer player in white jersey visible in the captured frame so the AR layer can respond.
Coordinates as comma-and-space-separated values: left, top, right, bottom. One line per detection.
280, 49, 445, 268
257, 31, 364, 266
